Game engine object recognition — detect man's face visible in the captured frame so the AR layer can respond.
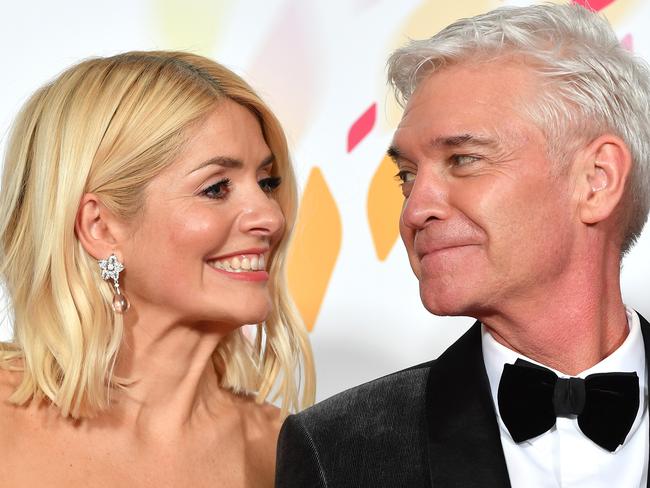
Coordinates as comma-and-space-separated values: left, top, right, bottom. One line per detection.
391, 60, 579, 318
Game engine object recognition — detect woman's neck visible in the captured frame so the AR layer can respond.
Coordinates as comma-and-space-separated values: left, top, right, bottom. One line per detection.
105, 306, 236, 438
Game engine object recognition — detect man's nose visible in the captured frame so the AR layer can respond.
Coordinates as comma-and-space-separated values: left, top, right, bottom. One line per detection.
400, 172, 451, 230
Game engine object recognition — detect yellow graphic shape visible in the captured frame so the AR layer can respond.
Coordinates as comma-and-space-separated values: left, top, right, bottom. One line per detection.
152, 0, 231, 55
287, 168, 342, 331
368, 154, 404, 261
601, 0, 642, 24
397, 0, 496, 46
383, 0, 497, 131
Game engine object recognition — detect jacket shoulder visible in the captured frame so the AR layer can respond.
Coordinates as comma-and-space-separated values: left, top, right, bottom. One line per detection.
298, 360, 433, 431
276, 362, 434, 487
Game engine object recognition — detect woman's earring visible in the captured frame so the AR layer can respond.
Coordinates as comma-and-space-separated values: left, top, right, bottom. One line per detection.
98, 253, 130, 313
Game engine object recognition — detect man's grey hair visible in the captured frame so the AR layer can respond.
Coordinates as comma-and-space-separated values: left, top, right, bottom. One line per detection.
388, 3, 650, 254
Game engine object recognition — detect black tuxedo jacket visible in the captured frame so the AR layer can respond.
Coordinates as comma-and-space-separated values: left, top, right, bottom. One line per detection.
276, 314, 650, 487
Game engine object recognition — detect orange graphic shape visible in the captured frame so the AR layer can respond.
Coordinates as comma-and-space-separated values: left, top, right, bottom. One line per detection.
287, 167, 342, 331
368, 154, 403, 261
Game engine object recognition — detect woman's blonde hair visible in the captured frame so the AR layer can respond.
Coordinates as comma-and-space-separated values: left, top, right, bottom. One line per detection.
0, 51, 315, 418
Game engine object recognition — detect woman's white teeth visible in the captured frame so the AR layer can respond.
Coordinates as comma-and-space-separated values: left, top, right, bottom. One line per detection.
241, 257, 251, 270
210, 254, 266, 272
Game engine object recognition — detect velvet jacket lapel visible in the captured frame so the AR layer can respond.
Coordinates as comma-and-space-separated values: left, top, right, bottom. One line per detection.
425, 322, 511, 487
637, 313, 650, 488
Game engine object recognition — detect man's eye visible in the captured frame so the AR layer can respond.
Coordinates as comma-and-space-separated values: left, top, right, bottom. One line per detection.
451, 154, 480, 166
395, 170, 416, 184
201, 178, 231, 199
258, 176, 282, 194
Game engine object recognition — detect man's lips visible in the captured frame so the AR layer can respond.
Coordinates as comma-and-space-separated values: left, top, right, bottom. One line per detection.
415, 243, 479, 259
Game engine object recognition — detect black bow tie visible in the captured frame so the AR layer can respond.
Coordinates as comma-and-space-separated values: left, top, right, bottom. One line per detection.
497, 359, 639, 452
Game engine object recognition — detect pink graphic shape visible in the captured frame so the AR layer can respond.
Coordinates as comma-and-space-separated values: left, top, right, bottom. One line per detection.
572, 0, 616, 11
347, 103, 377, 153
621, 34, 634, 52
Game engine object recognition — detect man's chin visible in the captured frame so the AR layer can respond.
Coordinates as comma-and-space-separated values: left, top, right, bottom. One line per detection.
419, 288, 470, 317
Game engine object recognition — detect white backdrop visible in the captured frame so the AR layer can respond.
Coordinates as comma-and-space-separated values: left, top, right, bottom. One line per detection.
1, 0, 649, 401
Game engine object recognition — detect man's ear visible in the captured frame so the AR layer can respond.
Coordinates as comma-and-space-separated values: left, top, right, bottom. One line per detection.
577, 135, 632, 225
75, 193, 124, 260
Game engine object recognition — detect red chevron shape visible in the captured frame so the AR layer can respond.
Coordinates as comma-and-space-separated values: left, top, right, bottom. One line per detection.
347, 103, 376, 153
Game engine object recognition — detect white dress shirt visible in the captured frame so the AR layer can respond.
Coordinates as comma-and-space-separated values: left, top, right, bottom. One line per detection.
482, 308, 649, 487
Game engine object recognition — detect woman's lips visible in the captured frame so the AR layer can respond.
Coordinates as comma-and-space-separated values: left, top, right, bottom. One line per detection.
206, 251, 269, 282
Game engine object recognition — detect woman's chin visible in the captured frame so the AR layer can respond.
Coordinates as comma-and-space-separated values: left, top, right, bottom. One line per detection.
206, 306, 272, 330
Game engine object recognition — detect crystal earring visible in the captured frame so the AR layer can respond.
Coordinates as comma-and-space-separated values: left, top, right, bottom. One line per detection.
98, 253, 129, 313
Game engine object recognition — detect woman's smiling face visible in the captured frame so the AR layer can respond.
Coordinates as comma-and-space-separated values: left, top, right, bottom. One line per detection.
120, 99, 285, 328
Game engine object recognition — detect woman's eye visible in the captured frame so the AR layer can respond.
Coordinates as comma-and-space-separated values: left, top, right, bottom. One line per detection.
201, 178, 231, 199
395, 170, 415, 184
258, 176, 282, 194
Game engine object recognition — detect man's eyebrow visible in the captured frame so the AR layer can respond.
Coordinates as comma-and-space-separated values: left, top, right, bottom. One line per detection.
387, 134, 497, 165
188, 154, 275, 175
430, 134, 497, 149
386, 145, 403, 165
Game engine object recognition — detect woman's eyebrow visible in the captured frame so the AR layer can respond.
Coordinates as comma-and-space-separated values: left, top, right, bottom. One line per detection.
188, 154, 274, 175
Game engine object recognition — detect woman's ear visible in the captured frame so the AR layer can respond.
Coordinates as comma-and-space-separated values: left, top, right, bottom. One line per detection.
577, 135, 632, 225
75, 193, 123, 260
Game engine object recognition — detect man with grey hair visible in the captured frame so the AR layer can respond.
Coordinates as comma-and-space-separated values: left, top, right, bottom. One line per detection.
276, 3, 650, 487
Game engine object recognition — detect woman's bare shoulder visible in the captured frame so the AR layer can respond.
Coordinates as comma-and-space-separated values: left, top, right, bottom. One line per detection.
228, 390, 283, 437
225, 391, 284, 486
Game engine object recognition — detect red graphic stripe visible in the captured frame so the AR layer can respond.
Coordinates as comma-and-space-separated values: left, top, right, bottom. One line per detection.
572, 0, 615, 11
347, 103, 377, 153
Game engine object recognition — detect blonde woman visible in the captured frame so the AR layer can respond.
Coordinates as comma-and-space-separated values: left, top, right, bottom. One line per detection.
0, 51, 314, 487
